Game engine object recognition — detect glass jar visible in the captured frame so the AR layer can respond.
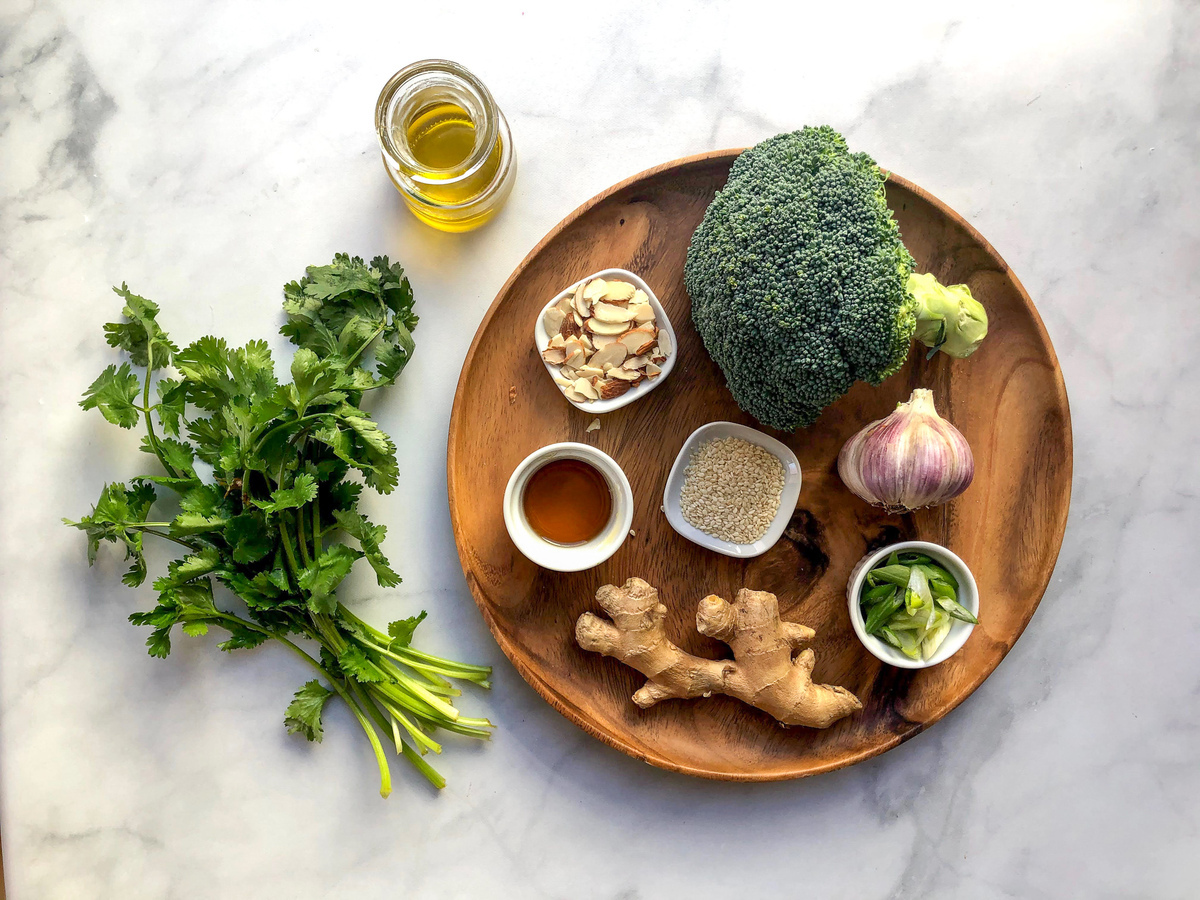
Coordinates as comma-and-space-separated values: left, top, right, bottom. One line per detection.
375, 59, 517, 233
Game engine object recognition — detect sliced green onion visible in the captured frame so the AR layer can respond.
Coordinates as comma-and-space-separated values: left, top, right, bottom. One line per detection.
865, 591, 905, 633
863, 584, 897, 604
934, 593, 978, 624
869, 564, 912, 587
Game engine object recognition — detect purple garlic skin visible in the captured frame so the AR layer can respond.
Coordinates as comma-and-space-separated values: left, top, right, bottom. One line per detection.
837, 389, 974, 513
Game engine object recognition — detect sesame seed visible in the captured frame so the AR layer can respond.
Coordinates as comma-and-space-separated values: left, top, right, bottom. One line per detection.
679, 437, 786, 544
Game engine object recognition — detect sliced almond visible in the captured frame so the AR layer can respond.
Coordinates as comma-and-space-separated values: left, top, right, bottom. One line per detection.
541, 347, 567, 365
591, 301, 639, 324
603, 281, 636, 302
656, 330, 673, 357
645, 362, 662, 378
548, 333, 566, 350
631, 289, 648, 306
563, 386, 588, 403
607, 367, 641, 381
578, 333, 594, 352
543, 306, 566, 335
630, 303, 655, 324
591, 333, 621, 349
552, 374, 574, 388
597, 378, 632, 400
585, 318, 630, 336
589, 341, 628, 370
572, 281, 592, 318
563, 338, 588, 368
586, 418, 601, 433
559, 365, 578, 380
556, 295, 574, 314
572, 377, 600, 401
623, 355, 649, 370
582, 278, 608, 302
576, 364, 605, 379
619, 326, 657, 356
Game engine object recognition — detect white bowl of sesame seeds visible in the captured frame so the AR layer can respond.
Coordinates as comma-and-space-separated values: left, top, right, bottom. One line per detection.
662, 422, 802, 558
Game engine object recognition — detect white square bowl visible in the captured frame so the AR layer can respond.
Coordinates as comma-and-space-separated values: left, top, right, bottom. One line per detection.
662, 421, 802, 558
532, 267, 678, 414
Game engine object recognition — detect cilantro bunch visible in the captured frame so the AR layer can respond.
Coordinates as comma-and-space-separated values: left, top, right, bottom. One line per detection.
67, 254, 492, 797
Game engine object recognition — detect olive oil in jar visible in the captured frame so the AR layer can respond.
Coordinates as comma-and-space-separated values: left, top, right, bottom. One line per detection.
522, 458, 613, 545
405, 102, 477, 170
376, 60, 517, 232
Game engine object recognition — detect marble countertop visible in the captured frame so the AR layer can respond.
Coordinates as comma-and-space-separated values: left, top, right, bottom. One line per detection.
2, 1, 1197, 897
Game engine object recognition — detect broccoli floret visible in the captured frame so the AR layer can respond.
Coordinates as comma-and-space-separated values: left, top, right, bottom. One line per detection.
685, 126, 981, 431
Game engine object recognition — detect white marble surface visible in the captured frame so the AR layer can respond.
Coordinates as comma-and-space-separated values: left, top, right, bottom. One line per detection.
2, 0, 1197, 897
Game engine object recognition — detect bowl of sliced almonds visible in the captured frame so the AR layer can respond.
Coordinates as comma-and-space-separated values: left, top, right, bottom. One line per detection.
533, 268, 676, 413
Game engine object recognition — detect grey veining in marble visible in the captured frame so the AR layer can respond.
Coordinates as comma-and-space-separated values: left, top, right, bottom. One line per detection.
2, 1, 1197, 897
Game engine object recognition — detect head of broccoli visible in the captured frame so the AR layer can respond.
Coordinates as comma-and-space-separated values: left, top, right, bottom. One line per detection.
684, 126, 986, 431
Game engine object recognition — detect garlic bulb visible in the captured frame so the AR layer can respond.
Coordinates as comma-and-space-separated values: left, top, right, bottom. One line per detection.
837, 389, 974, 513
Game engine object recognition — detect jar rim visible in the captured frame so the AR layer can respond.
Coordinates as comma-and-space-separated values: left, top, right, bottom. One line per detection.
375, 59, 499, 184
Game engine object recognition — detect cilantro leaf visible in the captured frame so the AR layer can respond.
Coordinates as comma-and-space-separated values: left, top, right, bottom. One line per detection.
80, 364, 141, 429
253, 473, 318, 514
171, 484, 231, 535
217, 621, 269, 652
228, 339, 278, 402
298, 543, 363, 614
175, 336, 235, 411
288, 348, 341, 412
284, 680, 333, 741
172, 548, 222, 582
64, 480, 157, 567
387, 610, 427, 648
140, 435, 198, 480
224, 512, 274, 564
146, 628, 173, 658
337, 644, 389, 684
156, 377, 187, 436
333, 510, 400, 587
104, 285, 178, 369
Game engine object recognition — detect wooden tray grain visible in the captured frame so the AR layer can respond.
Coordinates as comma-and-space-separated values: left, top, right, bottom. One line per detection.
447, 150, 1072, 780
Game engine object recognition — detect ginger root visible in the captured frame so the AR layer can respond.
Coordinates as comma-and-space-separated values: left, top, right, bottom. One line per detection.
575, 577, 862, 728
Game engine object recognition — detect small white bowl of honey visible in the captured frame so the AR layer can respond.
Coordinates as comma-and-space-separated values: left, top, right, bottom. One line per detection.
503, 443, 634, 572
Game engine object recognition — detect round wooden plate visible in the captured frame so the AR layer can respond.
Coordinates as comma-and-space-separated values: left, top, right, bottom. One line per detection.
447, 150, 1072, 780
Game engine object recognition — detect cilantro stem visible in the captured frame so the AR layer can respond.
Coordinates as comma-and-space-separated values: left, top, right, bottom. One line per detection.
134, 526, 201, 552
400, 739, 446, 789
344, 690, 393, 799
343, 324, 386, 369
278, 517, 303, 583
354, 634, 468, 690
312, 493, 321, 559
296, 509, 313, 567
251, 414, 326, 454
140, 340, 180, 480
373, 693, 442, 755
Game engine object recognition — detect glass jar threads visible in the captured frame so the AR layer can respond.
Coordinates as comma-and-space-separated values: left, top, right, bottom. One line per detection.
375, 59, 517, 233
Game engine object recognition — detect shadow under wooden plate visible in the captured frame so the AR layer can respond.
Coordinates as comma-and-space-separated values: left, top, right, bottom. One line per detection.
447, 150, 1072, 780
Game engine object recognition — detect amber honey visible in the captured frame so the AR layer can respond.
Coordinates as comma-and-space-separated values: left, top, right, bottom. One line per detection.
522, 458, 612, 545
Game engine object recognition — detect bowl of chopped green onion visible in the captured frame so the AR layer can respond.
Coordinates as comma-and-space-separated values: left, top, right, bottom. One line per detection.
847, 541, 979, 668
